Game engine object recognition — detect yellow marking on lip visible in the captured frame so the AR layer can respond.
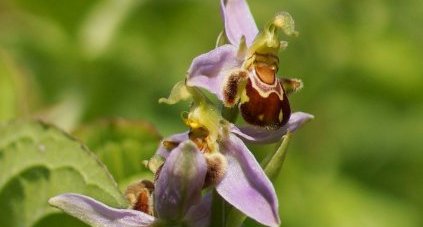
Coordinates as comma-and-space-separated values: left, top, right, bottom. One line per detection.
240, 89, 250, 104
279, 110, 283, 122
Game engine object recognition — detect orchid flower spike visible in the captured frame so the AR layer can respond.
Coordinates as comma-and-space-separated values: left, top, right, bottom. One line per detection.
187, 0, 308, 132
49, 141, 211, 227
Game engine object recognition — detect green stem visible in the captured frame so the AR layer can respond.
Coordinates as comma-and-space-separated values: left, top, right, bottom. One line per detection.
210, 190, 226, 227
225, 206, 245, 227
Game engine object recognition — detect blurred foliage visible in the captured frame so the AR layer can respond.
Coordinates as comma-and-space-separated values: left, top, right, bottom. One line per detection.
0, 121, 127, 227
74, 118, 161, 190
0, 0, 422, 226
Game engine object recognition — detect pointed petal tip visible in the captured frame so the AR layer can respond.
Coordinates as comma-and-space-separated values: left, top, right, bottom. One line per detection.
220, 0, 259, 46
48, 193, 155, 227
290, 112, 314, 126
48, 193, 77, 208
159, 81, 192, 105
48, 195, 61, 207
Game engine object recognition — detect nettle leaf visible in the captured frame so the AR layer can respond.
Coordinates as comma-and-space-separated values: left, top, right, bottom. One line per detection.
74, 118, 161, 189
0, 120, 128, 227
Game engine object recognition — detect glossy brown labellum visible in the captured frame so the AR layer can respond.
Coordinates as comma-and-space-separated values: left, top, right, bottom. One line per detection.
240, 78, 291, 129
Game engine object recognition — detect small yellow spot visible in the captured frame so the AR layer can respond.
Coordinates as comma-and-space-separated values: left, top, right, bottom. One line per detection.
258, 114, 264, 121
279, 110, 283, 122
240, 89, 250, 104
273, 15, 285, 28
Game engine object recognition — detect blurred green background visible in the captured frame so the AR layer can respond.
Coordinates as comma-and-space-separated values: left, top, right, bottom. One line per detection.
1, 0, 422, 226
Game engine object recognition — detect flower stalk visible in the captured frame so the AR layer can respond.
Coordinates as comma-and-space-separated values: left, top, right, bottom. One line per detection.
48, 0, 313, 226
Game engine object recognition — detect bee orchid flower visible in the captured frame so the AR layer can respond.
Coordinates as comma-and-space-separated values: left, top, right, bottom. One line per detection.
49, 141, 211, 227
157, 86, 312, 226
187, 0, 307, 132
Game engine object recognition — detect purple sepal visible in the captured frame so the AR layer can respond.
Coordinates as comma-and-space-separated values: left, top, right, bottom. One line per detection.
220, 0, 259, 46
48, 193, 155, 227
184, 192, 212, 227
217, 134, 280, 227
231, 112, 314, 144
186, 44, 241, 101
154, 141, 207, 222
156, 132, 189, 158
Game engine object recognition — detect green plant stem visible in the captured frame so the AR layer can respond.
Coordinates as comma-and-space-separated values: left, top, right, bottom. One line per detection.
210, 190, 226, 227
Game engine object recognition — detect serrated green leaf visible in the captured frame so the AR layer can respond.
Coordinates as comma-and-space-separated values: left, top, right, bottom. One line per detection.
0, 120, 128, 227
74, 118, 161, 188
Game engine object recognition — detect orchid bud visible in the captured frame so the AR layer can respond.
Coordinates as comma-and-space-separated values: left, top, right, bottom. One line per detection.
154, 141, 207, 222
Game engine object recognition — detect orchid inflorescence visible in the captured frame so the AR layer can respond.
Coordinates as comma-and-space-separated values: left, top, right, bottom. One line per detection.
49, 0, 313, 226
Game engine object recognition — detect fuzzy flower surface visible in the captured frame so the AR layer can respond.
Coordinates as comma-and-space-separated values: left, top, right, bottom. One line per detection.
49, 141, 211, 227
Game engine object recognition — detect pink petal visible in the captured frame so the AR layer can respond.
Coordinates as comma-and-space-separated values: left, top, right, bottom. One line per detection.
154, 141, 207, 221
220, 0, 259, 46
186, 45, 242, 102
49, 193, 154, 227
216, 134, 280, 227
232, 112, 314, 144
184, 193, 212, 227
155, 132, 189, 158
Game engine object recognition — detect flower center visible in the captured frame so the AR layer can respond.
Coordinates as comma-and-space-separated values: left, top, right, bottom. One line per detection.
188, 126, 213, 153
183, 103, 224, 154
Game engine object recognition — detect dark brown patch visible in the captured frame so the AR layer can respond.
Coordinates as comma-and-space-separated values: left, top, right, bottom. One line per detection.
203, 153, 227, 188
188, 127, 209, 152
280, 78, 303, 95
141, 180, 154, 192
125, 180, 155, 215
240, 79, 291, 129
133, 189, 150, 214
162, 140, 180, 151
223, 70, 247, 106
